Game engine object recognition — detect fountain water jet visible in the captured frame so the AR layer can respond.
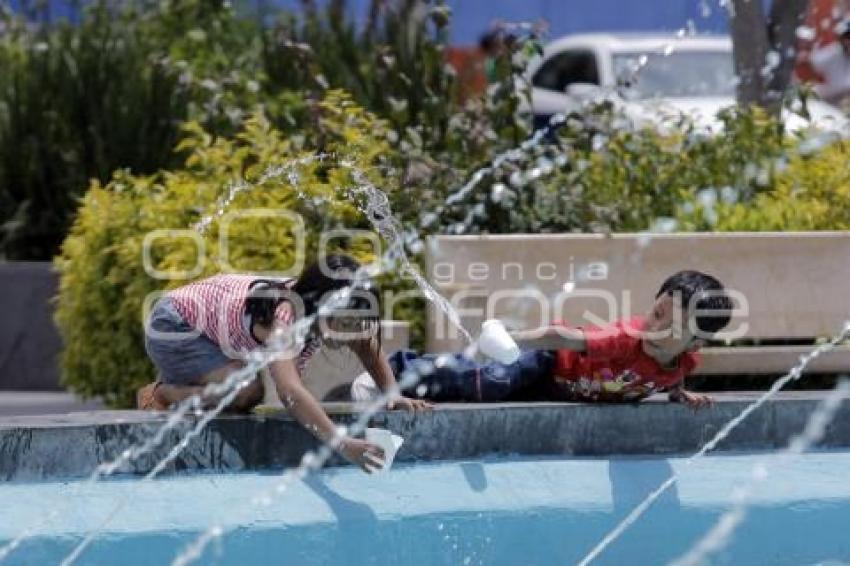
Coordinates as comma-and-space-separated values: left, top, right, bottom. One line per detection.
670, 378, 850, 566
171, 366, 425, 566
194, 154, 329, 234
55, 275, 375, 565
53, 158, 490, 564
576, 322, 850, 566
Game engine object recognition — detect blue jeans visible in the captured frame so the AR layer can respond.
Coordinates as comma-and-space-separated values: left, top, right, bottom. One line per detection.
388, 349, 556, 402
145, 297, 233, 385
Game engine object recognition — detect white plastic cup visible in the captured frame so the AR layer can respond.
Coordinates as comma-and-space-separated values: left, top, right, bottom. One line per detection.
478, 319, 521, 364
364, 428, 404, 473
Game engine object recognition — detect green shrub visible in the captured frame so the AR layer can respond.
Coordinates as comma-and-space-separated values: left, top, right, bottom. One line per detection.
433, 105, 792, 235
683, 139, 850, 231
0, 3, 185, 259
1, 0, 535, 260
260, 0, 538, 229
54, 91, 395, 407
0, 0, 279, 259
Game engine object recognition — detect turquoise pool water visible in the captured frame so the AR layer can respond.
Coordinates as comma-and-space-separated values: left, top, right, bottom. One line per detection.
2, 451, 849, 565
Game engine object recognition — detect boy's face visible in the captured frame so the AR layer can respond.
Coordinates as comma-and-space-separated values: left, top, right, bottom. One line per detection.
641, 293, 706, 362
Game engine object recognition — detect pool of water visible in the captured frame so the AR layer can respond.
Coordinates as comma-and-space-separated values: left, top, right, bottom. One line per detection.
2, 451, 850, 565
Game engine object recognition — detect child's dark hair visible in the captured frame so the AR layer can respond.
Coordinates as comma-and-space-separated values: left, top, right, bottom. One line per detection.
246, 254, 381, 345
656, 270, 733, 335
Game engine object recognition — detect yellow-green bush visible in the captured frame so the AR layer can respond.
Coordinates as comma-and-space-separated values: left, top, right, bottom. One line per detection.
55, 91, 393, 407
678, 139, 850, 231
434, 105, 794, 235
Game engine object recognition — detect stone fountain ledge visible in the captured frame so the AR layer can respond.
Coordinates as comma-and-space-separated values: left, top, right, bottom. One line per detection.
2, 391, 850, 482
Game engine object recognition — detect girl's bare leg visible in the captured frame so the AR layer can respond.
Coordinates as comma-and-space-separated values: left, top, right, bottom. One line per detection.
153, 362, 264, 412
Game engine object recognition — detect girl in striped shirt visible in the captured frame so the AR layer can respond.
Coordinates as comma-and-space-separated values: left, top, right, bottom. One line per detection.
140, 254, 431, 472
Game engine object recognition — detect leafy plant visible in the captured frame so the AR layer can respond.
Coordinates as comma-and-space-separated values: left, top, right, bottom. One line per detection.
432, 104, 793, 235
54, 91, 394, 407
684, 138, 850, 231
0, 0, 284, 259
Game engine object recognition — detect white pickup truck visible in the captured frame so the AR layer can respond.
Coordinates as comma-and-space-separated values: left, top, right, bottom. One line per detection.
523, 32, 849, 134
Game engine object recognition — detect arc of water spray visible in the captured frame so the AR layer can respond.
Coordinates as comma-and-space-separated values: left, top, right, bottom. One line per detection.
576, 322, 850, 566
0, 362, 262, 562
434, 6, 707, 228
670, 377, 850, 566
345, 168, 473, 344
58, 370, 260, 566
4, 13, 718, 557
194, 154, 328, 234
55, 283, 358, 566
1, 115, 561, 561
430, 19, 703, 234
12, 158, 473, 565
0, 399, 197, 562
171, 366, 428, 566
0, 304, 320, 564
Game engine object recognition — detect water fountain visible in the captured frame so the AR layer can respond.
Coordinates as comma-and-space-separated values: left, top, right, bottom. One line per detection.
47, 155, 490, 564
671, 378, 850, 566
3, 4, 850, 565
577, 322, 850, 566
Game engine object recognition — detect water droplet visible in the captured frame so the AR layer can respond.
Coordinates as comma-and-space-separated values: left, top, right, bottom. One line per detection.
592, 134, 607, 151
421, 212, 438, 228
719, 186, 739, 204
508, 171, 524, 187
697, 188, 718, 209
799, 134, 831, 156
491, 183, 508, 203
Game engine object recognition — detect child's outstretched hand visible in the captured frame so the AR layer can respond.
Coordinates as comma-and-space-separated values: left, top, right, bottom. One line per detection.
670, 388, 714, 411
388, 396, 434, 412
340, 438, 386, 473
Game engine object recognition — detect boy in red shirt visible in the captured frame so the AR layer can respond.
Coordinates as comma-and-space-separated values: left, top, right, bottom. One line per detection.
352, 270, 732, 409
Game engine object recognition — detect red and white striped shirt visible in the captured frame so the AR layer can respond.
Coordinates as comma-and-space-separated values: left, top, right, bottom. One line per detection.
168, 274, 319, 371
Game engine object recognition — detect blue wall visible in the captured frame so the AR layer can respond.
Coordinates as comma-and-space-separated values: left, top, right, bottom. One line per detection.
262, 0, 731, 43
10, 0, 732, 43
444, 0, 730, 44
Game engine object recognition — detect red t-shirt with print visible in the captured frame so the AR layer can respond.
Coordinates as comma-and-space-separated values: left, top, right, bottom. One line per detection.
551, 317, 699, 402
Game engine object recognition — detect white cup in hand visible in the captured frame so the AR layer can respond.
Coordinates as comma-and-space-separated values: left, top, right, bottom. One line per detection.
364, 428, 404, 473
478, 319, 521, 364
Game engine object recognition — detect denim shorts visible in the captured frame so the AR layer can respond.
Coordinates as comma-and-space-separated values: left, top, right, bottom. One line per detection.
144, 297, 233, 386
